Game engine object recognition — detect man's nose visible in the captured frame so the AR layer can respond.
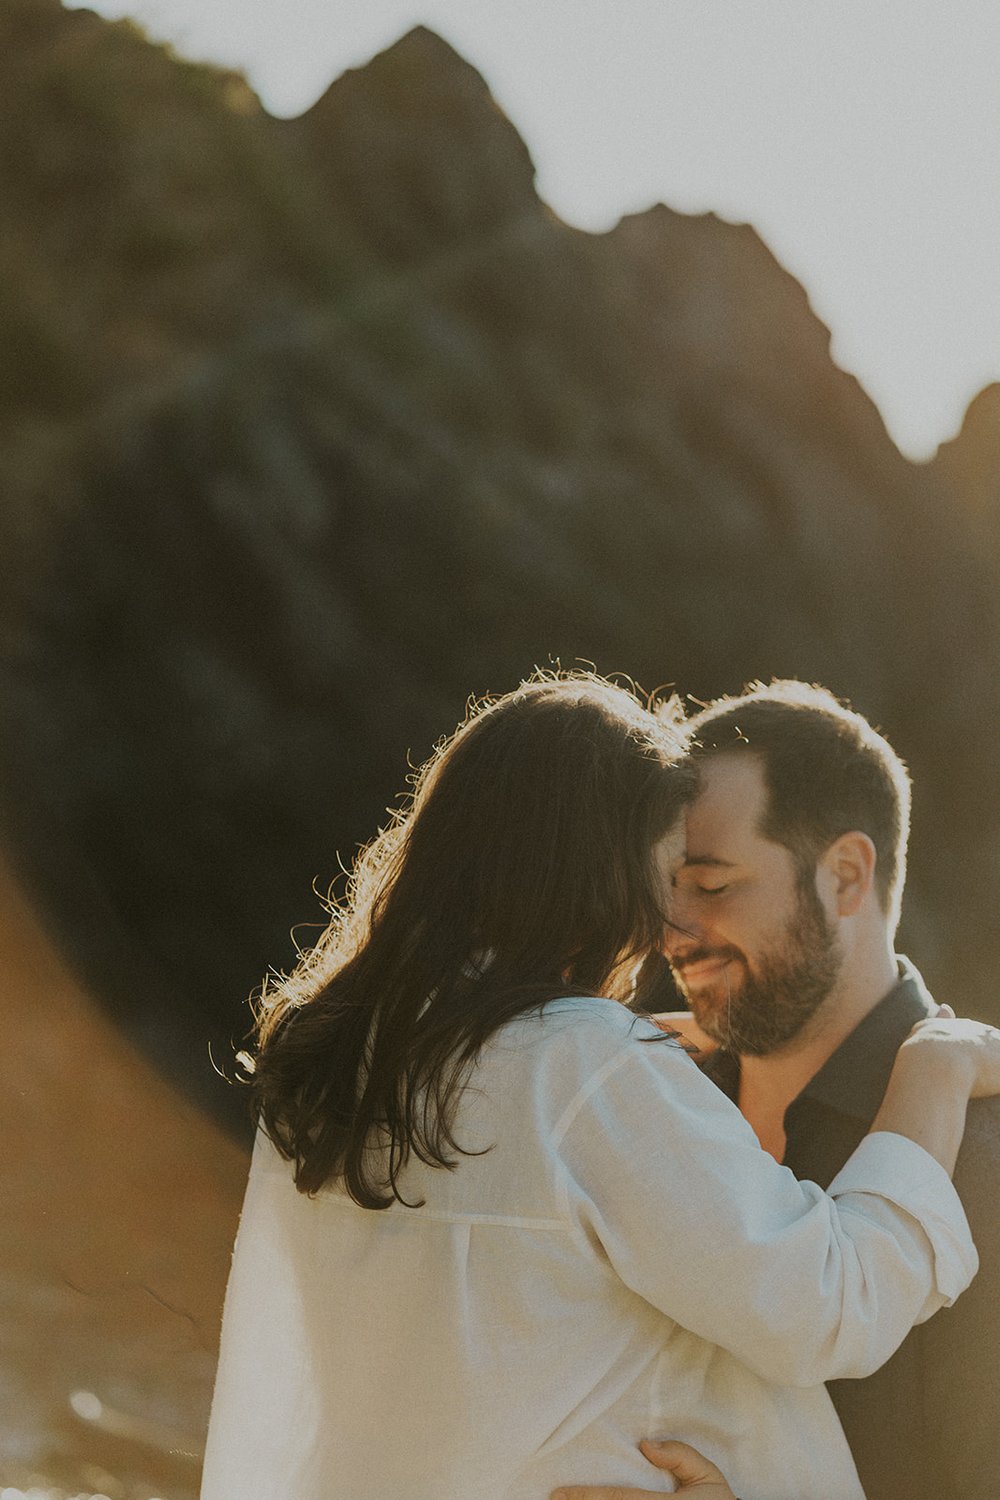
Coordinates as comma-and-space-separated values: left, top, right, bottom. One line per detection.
662, 899, 703, 956
662, 927, 700, 961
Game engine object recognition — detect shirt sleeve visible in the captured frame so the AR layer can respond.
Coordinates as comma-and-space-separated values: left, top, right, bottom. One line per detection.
552, 1035, 978, 1389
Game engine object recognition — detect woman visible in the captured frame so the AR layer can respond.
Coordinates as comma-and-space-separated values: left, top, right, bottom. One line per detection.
201, 673, 993, 1500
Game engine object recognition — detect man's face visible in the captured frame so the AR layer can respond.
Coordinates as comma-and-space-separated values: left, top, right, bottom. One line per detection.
659, 753, 843, 1056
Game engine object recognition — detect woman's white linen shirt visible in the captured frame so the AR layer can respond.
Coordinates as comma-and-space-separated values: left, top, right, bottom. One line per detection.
201, 998, 976, 1500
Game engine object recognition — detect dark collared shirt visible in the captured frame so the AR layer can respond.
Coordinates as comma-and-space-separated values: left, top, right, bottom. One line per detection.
704, 959, 1000, 1500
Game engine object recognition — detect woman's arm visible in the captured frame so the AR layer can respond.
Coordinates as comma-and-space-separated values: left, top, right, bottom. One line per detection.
554, 1015, 997, 1389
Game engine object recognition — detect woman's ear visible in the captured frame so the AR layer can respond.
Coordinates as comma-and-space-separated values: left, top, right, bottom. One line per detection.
820, 832, 877, 917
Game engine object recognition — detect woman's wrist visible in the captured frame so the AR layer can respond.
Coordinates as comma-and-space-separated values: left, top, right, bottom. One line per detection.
871, 1037, 971, 1176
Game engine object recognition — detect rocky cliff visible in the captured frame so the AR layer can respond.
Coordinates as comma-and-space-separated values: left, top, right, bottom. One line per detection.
2, 1, 998, 1130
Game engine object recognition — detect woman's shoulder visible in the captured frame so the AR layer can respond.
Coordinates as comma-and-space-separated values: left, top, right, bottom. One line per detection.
488, 996, 665, 1081
507, 994, 658, 1036
456, 1001, 671, 1162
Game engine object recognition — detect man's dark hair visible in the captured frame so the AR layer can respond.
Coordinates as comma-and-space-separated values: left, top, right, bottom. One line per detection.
682, 681, 911, 929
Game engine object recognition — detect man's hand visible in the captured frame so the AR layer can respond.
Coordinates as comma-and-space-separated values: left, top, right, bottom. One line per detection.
550, 1438, 737, 1499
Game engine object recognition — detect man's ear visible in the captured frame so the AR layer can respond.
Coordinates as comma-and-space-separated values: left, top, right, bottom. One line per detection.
820, 832, 877, 917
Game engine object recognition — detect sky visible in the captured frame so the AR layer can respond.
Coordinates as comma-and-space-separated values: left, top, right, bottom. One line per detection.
68, 0, 1000, 461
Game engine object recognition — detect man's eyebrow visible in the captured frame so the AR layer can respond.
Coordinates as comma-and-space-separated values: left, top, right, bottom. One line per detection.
681, 855, 738, 869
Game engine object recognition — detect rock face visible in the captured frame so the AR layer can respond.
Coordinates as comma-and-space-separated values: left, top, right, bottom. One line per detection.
2, 2, 1000, 1132
931, 383, 1000, 533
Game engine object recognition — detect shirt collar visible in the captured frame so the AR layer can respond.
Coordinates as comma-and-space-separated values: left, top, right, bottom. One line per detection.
701, 1046, 740, 1101
700, 956, 936, 1124
795, 956, 935, 1123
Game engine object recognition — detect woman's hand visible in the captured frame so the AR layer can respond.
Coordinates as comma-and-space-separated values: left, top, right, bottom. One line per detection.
897, 1010, 1000, 1098
872, 1007, 1000, 1177
550, 1438, 738, 1499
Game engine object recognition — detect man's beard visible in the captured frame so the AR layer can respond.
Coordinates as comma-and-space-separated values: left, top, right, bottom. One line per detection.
672, 883, 842, 1056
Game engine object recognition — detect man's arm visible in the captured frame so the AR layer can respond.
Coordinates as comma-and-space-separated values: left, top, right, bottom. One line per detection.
920, 1096, 1000, 1496
828, 1095, 1000, 1500
549, 1438, 737, 1499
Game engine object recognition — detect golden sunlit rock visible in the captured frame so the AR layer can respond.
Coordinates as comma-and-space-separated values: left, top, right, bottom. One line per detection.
0, 859, 246, 1496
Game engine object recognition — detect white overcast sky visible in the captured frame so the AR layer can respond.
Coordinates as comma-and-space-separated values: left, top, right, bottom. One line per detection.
69, 0, 1000, 460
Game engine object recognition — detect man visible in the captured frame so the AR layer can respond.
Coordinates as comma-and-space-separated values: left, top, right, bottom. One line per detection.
559, 679, 1000, 1500
672, 681, 1000, 1498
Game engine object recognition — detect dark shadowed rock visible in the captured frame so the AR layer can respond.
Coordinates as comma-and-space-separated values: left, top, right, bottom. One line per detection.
2, 5, 1000, 1135
932, 383, 1000, 531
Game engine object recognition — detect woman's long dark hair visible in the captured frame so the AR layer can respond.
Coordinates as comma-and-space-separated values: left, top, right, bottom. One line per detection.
251, 672, 690, 1207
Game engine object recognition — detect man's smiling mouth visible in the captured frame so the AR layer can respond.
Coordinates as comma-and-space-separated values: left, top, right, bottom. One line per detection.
675, 953, 739, 987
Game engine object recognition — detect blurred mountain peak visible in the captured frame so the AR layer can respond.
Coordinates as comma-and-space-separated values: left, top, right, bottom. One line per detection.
301, 23, 524, 123
370, 23, 485, 69
287, 24, 539, 267
931, 382, 1000, 522
950, 381, 1000, 445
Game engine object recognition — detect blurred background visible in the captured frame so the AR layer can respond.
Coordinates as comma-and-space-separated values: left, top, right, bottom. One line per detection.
1, 0, 999, 1493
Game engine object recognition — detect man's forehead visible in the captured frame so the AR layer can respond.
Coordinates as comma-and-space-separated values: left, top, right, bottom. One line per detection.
680, 753, 770, 864
689, 753, 767, 822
